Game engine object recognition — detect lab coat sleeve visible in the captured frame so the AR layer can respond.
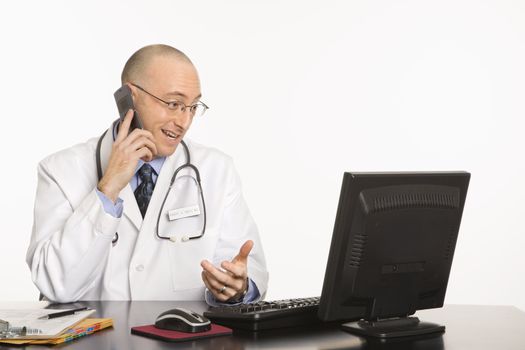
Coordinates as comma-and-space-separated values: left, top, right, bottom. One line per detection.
26, 161, 120, 302
205, 158, 269, 304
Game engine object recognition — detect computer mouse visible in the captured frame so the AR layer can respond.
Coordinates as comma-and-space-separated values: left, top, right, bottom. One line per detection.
154, 308, 211, 333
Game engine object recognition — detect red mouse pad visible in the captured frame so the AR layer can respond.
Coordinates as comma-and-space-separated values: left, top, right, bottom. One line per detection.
131, 324, 232, 342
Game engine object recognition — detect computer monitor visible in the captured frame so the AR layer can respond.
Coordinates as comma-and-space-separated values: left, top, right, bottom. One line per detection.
318, 172, 470, 338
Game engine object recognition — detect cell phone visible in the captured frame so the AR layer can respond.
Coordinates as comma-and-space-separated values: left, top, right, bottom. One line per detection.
114, 85, 143, 131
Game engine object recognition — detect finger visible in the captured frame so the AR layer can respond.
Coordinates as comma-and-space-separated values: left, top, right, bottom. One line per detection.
232, 240, 254, 264
204, 267, 244, 294
115, 109, 134, 143
203, 271, 225, 292
201, 272, 217, 296
202, 272, 228, 302
202, 271, 237, 299
120, 128, 155, 148
200, 260, 244, 293
129, 137, 158, 156
221, 260, 246, 278
135, 147, 154, 163
200, 260, 233, 286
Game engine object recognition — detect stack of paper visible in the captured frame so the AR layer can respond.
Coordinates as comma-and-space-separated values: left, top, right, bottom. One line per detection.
0, 308, 113, 345
0, 318, 113, 345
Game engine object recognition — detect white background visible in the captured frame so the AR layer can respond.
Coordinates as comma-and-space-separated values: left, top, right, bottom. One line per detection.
1, 0, 524, 310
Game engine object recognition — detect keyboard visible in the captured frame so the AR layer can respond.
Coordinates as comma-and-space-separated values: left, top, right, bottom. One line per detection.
203, 297, 321, 331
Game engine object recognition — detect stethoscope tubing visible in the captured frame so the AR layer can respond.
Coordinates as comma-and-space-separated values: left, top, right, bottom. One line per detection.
95, 122, 206, 245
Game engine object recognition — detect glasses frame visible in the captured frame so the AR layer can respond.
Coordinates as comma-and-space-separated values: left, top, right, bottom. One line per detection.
130, 83, 209, 117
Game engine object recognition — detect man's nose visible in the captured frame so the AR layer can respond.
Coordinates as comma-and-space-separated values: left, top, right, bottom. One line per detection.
174, 108, 193, 128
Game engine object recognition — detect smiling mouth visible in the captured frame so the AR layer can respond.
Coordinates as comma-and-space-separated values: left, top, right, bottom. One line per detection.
162, 129, 178, 140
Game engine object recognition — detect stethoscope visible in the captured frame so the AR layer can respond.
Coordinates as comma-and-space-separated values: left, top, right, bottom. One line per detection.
95, 121, 207, 246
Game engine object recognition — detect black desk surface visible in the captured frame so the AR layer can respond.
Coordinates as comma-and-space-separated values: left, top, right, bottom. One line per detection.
1, 302, 524, 349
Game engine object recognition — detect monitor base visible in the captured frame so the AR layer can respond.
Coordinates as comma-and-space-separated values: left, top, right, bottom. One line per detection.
341, 316, 445, 339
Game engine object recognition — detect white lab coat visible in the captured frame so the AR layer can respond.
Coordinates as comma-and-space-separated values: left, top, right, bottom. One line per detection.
26, 124, 269, 302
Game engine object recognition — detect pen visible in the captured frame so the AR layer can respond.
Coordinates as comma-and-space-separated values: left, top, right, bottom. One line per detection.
38, 307, 89, 320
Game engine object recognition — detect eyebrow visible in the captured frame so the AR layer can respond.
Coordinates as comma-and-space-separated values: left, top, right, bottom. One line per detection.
165, 91, 202, 102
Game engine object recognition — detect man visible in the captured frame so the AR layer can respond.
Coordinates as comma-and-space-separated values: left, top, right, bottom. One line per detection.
26, 44, 268, 304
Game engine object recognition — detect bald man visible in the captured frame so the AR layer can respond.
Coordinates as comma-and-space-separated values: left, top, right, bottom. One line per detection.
26, 44, 269, 304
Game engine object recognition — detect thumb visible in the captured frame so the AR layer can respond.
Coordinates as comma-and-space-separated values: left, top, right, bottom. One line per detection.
232, 240, 253, 264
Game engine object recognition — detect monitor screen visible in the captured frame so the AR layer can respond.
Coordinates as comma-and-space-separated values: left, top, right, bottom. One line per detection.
318, 172, 470, 338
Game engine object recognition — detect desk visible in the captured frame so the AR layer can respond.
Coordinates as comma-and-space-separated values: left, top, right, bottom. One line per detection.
0, 302, 524, 349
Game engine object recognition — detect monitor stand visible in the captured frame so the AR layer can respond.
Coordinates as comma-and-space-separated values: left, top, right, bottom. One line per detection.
341, 316, 445, 338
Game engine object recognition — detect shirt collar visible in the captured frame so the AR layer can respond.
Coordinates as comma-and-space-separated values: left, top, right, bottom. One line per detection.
135, 157, 165, 176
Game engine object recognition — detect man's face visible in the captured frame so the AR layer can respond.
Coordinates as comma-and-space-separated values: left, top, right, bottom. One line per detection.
131, 55, 202, 158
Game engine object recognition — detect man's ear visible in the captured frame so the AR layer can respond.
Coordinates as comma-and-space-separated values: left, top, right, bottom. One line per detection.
125, 82, 138, 101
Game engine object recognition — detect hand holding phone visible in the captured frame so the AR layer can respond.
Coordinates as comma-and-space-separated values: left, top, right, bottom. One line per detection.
97, 87, 157, 202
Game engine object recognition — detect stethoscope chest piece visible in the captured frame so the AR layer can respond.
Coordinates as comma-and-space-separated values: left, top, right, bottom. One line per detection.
167, 234, 198, 243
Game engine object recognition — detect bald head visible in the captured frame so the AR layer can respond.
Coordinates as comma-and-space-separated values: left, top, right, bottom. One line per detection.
121, 44, 193, 85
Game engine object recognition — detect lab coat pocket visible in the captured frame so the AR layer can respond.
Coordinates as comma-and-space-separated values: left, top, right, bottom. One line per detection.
167, 227, 220, 291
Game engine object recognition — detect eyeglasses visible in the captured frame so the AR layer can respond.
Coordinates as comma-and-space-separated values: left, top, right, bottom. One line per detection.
130, 83, 209, 118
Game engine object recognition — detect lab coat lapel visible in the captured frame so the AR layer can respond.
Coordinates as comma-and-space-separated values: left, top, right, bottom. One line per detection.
98, 122, 142, 231
120, 185, 143, 231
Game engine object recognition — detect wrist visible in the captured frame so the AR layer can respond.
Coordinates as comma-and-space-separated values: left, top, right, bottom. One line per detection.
97, 180, 119, 203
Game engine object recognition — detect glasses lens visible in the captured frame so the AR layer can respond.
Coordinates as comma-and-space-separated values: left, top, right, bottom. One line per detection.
167, 101, 181, 111
193, 104, 207, 117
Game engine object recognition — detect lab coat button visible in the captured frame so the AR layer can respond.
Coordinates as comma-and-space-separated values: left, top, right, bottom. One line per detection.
136, 264, 144, 272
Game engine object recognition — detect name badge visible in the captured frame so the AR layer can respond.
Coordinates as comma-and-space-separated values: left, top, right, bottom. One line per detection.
168, 205, 201, 221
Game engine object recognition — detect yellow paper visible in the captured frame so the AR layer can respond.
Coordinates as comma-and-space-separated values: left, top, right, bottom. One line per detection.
0, 318, 113, 345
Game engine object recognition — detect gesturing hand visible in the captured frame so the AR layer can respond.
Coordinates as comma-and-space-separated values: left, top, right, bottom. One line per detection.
97, 109, 157, 202
201, 240, 253, 303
